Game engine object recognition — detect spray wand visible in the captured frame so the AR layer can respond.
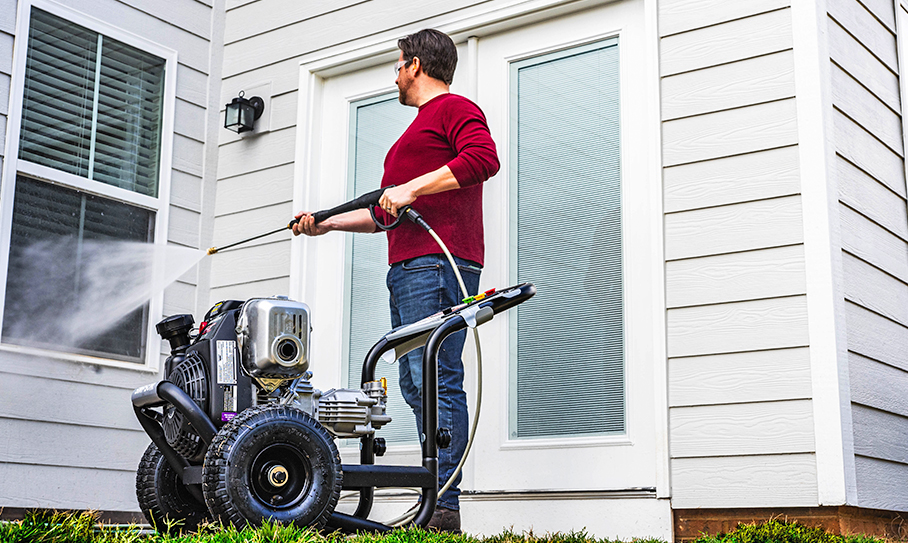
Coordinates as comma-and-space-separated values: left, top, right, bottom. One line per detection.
206, 222, 295, 255
205, 186, 429, 255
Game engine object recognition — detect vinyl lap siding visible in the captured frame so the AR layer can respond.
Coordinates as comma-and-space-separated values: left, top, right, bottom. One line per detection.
0, 0, 223, 513
0, 0, 14, 187
660, 2, 818, 508
832, 0, 908, 511
0, 368, 152, 510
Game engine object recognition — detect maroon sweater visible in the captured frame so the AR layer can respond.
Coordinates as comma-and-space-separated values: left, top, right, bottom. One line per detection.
379, 93, 499, 266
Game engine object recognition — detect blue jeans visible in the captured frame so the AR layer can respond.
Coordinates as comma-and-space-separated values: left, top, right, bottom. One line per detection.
387, 254, 481, 510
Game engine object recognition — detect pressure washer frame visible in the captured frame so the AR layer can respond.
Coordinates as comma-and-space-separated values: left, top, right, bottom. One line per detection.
133, 186, 536, 531
132, 282, 535, 532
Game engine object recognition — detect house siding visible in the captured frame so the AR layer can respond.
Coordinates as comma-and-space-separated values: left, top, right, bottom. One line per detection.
0, 0, 12, 180
0, 0, 225, 513
831, 0, 908, 511
660, 2, 819, 508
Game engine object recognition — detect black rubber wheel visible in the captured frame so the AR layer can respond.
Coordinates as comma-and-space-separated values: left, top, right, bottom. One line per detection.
202, 405, 342, 528
136, 443, 210, 533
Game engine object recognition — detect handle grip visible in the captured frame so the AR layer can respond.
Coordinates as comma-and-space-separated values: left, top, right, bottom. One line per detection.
291, 185, 431, 232
288, 186, 389, 229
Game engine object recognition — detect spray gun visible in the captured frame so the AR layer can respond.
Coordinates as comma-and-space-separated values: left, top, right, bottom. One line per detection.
206, 186, 428, 255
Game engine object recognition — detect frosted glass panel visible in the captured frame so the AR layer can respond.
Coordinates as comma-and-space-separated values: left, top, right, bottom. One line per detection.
510, 40, 625, 439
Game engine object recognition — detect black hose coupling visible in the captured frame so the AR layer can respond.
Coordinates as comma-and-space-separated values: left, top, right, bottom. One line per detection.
402, 206, 432, 232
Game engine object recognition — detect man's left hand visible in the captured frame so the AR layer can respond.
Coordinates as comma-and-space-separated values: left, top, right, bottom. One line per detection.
379, 184, 418, 216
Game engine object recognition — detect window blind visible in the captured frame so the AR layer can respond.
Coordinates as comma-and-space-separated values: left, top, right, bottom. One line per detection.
346, 95, 418, 445
510, 40, 625, 439
19, 8, 165, 197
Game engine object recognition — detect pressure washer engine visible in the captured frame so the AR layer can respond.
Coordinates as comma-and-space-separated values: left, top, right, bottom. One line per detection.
131, 187, 536, 533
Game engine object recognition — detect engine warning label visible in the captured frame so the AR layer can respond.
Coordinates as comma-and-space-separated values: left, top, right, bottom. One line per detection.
216, 340, 237, 385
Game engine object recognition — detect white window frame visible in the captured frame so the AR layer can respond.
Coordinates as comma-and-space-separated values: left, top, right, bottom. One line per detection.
0, 0, 178, 372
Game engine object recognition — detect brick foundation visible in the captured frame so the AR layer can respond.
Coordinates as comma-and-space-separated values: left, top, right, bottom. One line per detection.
674, 506, 908, 541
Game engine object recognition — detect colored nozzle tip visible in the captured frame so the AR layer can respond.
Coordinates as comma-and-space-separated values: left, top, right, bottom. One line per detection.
207, 247, 218, 255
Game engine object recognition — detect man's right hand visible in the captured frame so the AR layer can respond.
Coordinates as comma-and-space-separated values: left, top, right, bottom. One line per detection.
292, 212, 331, 236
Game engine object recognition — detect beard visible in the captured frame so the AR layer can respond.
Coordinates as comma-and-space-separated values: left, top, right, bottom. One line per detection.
397, 77, 415, 106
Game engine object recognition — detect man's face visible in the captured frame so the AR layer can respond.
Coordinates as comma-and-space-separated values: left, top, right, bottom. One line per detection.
395, 51, 415, 106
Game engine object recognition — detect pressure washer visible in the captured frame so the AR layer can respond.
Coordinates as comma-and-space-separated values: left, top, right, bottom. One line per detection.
131, 186, 536, 532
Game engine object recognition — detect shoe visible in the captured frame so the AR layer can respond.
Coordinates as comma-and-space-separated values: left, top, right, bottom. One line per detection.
427, 506, 462, 534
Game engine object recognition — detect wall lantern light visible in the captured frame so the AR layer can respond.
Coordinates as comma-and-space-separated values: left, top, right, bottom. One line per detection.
224, 90, 265, 133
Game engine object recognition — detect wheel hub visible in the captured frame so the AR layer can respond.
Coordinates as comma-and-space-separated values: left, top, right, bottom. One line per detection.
267, 465, 289, 487
250, 444, 311, 509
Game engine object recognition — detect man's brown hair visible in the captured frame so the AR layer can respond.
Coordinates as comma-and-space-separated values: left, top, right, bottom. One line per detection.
398, 29, 457, 85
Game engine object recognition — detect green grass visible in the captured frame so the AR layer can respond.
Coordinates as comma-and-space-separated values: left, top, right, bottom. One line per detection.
0, 511, 643, 543
0, 511, 891, 543
690, 519, 886, 543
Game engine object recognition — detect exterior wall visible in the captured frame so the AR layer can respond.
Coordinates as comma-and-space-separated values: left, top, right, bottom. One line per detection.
209, 0, 908, 531
660, 0, 818, 508
832, 0, 908, 511
663, 0, 908, 517
0, 0, 225, 513
0, 0, 12, 176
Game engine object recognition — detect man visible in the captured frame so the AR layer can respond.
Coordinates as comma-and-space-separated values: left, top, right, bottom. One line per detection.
292, 29, 499, 532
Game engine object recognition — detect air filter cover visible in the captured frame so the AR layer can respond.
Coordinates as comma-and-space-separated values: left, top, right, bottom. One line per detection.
236, 298, 311, 379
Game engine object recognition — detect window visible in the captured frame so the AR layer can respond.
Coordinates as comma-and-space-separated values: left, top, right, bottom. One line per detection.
19, 8, 164, 195
0, 6, 171, 363
344, 94, 417, 445
509, 39, 624, 439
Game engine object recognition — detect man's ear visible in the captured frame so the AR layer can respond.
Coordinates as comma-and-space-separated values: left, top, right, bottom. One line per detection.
410, 56, 421, 75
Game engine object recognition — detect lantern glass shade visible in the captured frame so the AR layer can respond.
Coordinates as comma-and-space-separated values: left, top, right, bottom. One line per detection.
224, 95, 264, 133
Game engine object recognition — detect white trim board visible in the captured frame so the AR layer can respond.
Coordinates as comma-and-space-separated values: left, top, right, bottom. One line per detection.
295, 0, 622, 78
791, 0, 855, 504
